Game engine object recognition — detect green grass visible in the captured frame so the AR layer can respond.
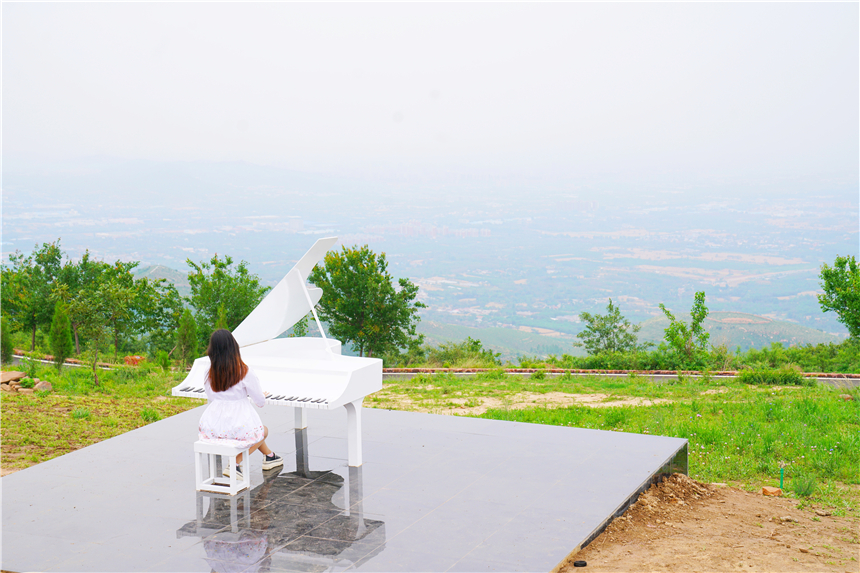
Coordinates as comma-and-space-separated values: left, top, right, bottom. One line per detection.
477, 383, 859, 514
1, 362, 202, 472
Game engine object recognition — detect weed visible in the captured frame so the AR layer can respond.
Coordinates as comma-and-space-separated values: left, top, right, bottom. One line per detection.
793, 475, 818, 498
19, 377, 35, 389
71, 408, 91, 420
141, 407, 161, 423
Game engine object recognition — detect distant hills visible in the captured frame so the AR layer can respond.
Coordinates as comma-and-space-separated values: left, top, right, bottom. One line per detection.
420, 311, 845, 360
133, 265, 191, 297
638, 311, 844, 352
133, 264, 844, 358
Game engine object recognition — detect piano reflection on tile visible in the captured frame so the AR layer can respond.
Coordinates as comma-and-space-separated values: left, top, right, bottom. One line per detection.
177, 429, 386, 572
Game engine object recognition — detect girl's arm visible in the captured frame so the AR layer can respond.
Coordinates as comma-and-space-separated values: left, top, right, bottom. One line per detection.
244, 367, 267, 408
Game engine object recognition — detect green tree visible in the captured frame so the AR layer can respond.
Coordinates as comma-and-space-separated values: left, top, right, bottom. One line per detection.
1, 316, 13, 364
659, 291, 710, 367
818, 255, 860, 338
136, 279, 183, 355
49, 302, 74, 373
56, 275, 136, 385
186, 255, 270, 347
309, 245, 426, 357
574, 299, 643, 355
2, 241, 63, 350
175, 309, 199, 367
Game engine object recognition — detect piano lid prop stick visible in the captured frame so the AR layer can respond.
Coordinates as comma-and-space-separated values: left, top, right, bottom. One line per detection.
296, 269, 334, 358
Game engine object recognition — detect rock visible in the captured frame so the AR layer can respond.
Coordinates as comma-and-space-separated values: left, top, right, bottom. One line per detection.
776, 516, 798, 523
839, 394, 854, 401
762, 486, 782, 497
34, 380, 52, 392
1, 383, 14, 392
710, 482, 727, 487
0, 371, 26, 384
814, 509, 831, 517
799, 548, 809, 553
18, 388, 35, 394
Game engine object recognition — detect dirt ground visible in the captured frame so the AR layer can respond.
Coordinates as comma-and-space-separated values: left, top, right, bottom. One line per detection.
555, 474, 859, 573
381, 391, 672, 416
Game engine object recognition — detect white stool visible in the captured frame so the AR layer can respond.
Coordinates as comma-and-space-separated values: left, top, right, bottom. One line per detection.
194, 440, 250, 495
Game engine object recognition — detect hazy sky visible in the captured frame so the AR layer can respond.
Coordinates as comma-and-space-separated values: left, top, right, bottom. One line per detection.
4, 2, 858, 183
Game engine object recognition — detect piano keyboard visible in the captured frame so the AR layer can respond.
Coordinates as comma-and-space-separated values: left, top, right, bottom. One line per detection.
175, 386, 331, 409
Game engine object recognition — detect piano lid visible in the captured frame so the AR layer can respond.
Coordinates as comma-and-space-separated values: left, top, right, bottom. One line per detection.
232, 237, 338, 347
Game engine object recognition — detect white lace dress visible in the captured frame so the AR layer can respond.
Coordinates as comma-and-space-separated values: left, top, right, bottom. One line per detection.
198, 367, 266, 448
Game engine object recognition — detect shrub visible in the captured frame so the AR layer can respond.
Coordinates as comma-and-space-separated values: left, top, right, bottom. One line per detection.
155, 350, 171, 371
737, 365, 807, 386
19, 377, 35, 389
0, 317, 13, 364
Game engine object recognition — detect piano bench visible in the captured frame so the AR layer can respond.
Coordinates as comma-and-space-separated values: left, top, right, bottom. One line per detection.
193, 440, 250, 496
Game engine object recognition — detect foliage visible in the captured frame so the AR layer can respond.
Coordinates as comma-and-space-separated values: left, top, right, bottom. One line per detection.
155, 350, 171, 371
659, 291, 710, 368
20, 377, 35, 389
1, 241, 63, 350
736, 365, 810, 386
818, 255, 860, 338
1, 316, 13, 364
55, 270, 137, 385
132, 276, 183, 355
291, 313, 310, 338
49, 302, 75, 373
175, 309, 198, 367
309, 245, 425, 357
186, 255, 269, 347
575, 299, 644, 355
421, 337, 501, 368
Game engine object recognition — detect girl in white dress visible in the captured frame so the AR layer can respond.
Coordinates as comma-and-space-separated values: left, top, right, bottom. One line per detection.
198, 329, 283, 477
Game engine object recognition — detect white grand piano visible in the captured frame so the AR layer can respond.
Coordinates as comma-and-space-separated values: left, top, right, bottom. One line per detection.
172, 237, 383, 466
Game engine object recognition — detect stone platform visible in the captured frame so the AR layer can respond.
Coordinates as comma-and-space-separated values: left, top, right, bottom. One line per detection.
2, 405, 686, 572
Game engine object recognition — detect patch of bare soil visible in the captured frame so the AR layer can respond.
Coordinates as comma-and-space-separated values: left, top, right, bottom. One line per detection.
556, 474, 859, 573
384, 392, 672, 416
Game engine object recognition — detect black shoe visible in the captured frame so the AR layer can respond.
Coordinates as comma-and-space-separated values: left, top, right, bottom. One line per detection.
262, 452, 284, 470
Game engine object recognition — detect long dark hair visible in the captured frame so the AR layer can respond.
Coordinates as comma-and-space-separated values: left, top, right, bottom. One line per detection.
207, 329, 248, 392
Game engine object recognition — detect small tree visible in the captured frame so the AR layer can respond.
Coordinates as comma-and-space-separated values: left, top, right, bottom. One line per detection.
49, 302, 74, 373
818, 255, 860, 338
575, 299, 642, 355
659, 291, 710, 367
309, 245, 425, 357
175, 308, 199, 367
55, 277, 135, 385
0, 316, 13, 364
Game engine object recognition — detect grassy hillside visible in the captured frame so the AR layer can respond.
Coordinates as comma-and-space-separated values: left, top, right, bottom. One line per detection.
638, 311, 844, 352
133, 265, 191, 297
417, 321, 583, 360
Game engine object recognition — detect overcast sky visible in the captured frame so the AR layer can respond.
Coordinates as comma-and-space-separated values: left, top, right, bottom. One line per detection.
4, 2, 858, 185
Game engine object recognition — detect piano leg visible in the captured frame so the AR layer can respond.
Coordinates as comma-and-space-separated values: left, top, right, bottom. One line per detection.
344, 398, 364, 467
295, 407, 307, 430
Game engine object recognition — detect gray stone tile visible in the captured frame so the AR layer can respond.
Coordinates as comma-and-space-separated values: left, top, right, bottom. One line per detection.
2, 404, 686, 572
